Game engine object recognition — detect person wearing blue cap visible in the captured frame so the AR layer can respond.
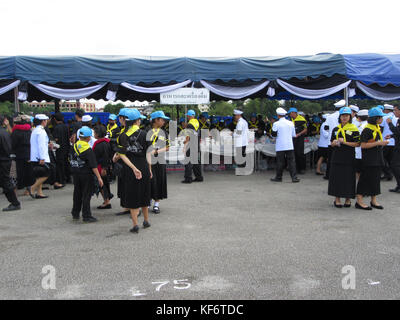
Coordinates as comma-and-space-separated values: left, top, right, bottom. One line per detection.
177, 117, 186, 134
70, 126, 103, 222
112, 108, 133, 216
114, 108, 151, 233
106, 114, 120, 147
328, 107, 360, 208
182, 110, 203, 183
355, 107, 389, 210
199, 112, 210, 130
288, 107, 308, 174
148, 111, 171, 214
386, 105, 400, 192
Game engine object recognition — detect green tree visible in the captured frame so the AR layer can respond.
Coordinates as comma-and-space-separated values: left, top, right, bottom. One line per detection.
103, 103, 125, 115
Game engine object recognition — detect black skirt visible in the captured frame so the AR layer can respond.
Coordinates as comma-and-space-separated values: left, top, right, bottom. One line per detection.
120, 156, 151, 209
16, 159, 34, 189
328, 163, 356, 199
355, 159, 363, 174
151, 163, 167, 200
356, 166, 381, 196
317, 147, 328, 159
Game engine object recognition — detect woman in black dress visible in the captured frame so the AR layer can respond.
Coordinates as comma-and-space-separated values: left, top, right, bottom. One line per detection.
148, 111, 170, 214
116, 109, 152, 233
328, 107, 360, 208
356, 107, 389, 210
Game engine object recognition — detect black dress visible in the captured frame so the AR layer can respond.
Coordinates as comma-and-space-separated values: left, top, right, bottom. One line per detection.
356, 127, 384, 196
328, 125, 360, 198
148, 128, 170, 200
118, 126, 151, 209
116, 127, 125, 200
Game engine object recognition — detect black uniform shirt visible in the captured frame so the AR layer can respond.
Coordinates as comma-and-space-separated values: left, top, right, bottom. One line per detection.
330, 126, 360, 165
360, 127, 384, 167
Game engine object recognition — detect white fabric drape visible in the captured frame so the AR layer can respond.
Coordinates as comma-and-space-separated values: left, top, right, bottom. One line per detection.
276, 79, 351, 99
18, 91, 27, 101
267, 87, 275, 97
30, 82, 106, 100
106, 90, 117, 101
200, 80, 270, 99
121, 79, 192, 93
0, 80, 20, 96
356, 81, 400, 100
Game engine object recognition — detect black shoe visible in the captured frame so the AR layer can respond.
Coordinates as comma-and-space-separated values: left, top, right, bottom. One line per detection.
270, 177, 282, 182
181, 180, 192, 184
355, 202, 372, 210
370, 202, 384, 210
27, 187, 34, 199
152, 206, 160, 214
115, 210, 130, 216
143, 220, 151, 228
54, 184, 65, 190
323, 176, 329, 180
292, 178, 300, 183
389, 187, 400, 193
72, 215, 80, 221
2, 204, 21, 212
109, 193, 114, 200
334, 201, 343, 208
97, 204, 112, 209
381, 176, 393, 181
193, 178, 204, 182
35, 194, 48, 199
316, 172, 324, 176
130, 225, 139, 233
42, 186, 50, 190
83, 216, 98, 223
344, 202, 351, 208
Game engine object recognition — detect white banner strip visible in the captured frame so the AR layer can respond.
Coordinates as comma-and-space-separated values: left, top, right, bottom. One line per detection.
200, 80, 270, 99
356, 81, 400, 100
0, 80, 20, 96
121, 79, 192, 94
30, 82, 106, 100
277, 79, 351, 99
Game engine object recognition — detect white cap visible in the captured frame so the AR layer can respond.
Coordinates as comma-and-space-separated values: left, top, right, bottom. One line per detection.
384, 104, 394, 110
233, 109, 243, 115
298, 111, 305, 116
276, 107, 287, 116
82, 115, 93, 122
35, 114, 49, 120
334, 99, 346, 108
349, 105, 359, 113
357, 109, 369, 117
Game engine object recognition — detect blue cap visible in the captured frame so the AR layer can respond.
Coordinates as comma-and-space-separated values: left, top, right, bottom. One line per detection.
368, 107, 385, 118
179, 117, 185, 123
186, 110, 195, 117
200, 112, 209, 118
109, 114, 117, 121
118, 108, 128, 117
126, 109, 146, 121
251, 113, 257, 118
376, 105, 385, 111
339, 107, 352, 115
79, 126, 92, 138
212, 117, 218, 124
150, 110, 170, 121
288, 107, 298, 114
272, 115, 278, 120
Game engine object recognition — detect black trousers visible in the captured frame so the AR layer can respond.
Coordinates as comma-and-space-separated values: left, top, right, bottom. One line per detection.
235, 146, 247, 168
382, 146, 394, 178
392, 166, 400, 188
15, 159, 34, 189
101, 173, 111, 200
0, 160, 20, 207
275, 150, 297, 179
72, 173, 94, 218
293, 136, 306, 172
55, 149, 68, 184
184, 149, 203, 181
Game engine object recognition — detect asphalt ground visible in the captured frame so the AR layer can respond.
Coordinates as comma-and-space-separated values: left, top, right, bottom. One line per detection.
0, 169, 400, 300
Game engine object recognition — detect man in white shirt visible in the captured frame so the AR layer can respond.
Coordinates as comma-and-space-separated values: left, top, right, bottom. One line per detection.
233, 109, 249, 170
324, 99, 346, 179
270, 107, 299, 183
30, 114, 51, 198
381, 104, 395, 181
354, 109, 369, 179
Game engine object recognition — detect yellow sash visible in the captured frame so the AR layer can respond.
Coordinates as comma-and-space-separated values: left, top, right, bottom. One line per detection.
125, 125, 140, 137
188, 118, 200, 131
365, 123, 383, 141
106, 123, 118, 137
292, 115, 307, 129
335, 123, 359, 142
74, 140, 90, 155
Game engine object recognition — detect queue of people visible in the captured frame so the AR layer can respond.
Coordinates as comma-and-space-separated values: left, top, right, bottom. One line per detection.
1, 101, 399, 229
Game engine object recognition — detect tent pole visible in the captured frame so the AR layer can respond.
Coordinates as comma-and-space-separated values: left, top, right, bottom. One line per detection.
344, 87, 349, 107
176, 105, 179, 121
14, 87, 20, 113
55, 99, 60, 113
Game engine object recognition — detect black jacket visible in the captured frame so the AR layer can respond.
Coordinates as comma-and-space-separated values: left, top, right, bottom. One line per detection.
11, 127, 32, 159
0, 127, 12, 161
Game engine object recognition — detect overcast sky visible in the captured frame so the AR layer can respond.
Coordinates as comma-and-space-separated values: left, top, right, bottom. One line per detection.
1, 0, 399, 57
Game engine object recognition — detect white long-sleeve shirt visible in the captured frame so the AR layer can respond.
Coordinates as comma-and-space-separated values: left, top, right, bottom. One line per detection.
318, 120, 330, 148
355, 120, 367, 159
272, 117, 296, 152
30, 125, 50, 163
382, 113, 395, 146
233, 117, 249, 148
325, 111, 339, 140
